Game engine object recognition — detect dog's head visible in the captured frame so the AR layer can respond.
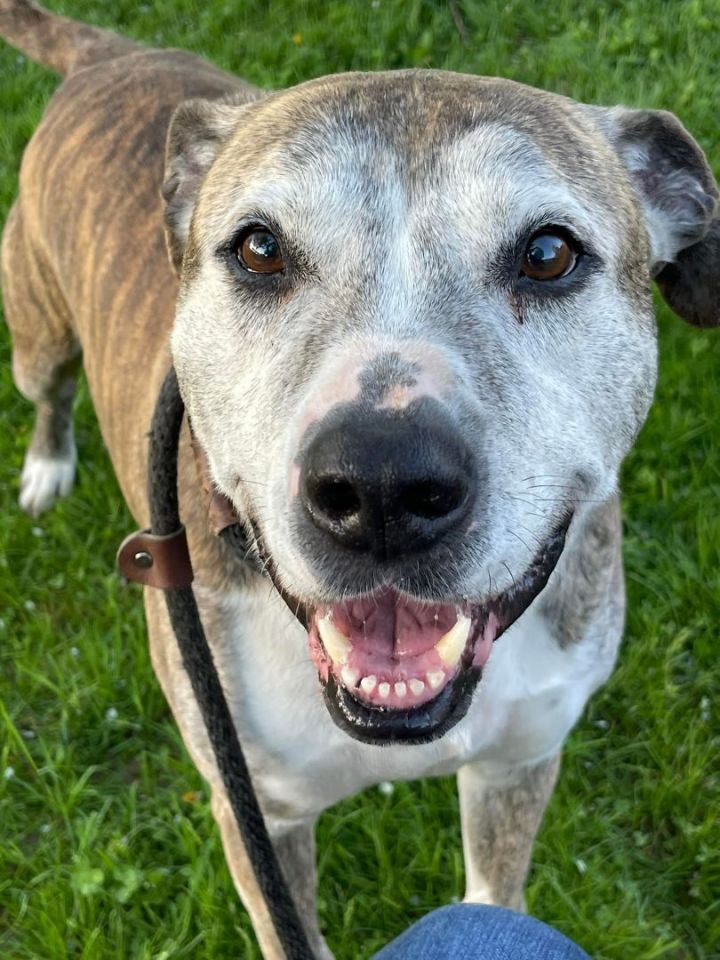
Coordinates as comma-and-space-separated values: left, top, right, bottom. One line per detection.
163, 71, 719, 744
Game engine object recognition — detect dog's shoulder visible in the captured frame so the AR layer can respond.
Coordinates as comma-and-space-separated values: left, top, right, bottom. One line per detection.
539, 497, 625, 652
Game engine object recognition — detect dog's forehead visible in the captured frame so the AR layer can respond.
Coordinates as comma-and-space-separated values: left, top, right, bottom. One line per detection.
200, 70, 630, 236
226, 70, 608, 166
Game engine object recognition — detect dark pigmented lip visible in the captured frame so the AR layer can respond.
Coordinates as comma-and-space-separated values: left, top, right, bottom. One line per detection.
314, 514, 572, 746
324, 657, 481, 745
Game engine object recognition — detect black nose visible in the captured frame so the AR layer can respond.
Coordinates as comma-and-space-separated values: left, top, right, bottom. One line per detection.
299, 400, 477, 560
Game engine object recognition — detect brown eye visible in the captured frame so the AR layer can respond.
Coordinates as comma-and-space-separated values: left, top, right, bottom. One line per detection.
237, 228, 284, 274
521, 232, 577, 281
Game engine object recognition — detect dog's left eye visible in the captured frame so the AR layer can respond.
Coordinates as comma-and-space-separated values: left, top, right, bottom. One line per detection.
236, 228, 284, 274
521, 231, 578, 281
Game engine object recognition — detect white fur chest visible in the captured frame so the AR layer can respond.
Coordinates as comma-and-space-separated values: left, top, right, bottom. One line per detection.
205, 582, 617, 821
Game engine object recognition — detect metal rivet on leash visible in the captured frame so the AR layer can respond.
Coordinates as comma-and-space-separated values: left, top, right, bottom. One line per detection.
118, 367, 315, 960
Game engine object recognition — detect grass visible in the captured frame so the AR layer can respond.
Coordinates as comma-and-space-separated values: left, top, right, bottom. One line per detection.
0, 1, 719, 957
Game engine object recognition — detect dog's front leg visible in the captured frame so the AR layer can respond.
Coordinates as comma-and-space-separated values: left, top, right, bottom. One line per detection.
211, 794, 333, 960
457, 754, 560, 911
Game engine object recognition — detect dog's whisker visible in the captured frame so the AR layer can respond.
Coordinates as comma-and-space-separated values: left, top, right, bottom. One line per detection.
505, 527, 533, 555
517, 523, 544, 547
525, 483, 585, 491
504, 492, 553, 511
520, 473, 578, 483
234, 473, 270, 489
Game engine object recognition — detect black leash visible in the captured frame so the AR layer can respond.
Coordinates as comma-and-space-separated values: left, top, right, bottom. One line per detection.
140, 367, 316, 960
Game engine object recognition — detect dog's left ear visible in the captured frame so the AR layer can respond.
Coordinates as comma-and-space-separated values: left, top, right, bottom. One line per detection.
162, 95, 260, 273
588, 106, 720, 327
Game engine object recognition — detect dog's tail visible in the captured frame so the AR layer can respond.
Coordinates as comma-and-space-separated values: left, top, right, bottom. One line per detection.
0, 0, 139, 76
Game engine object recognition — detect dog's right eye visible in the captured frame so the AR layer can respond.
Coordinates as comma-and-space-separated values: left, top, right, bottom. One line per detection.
236, 228, 284, 274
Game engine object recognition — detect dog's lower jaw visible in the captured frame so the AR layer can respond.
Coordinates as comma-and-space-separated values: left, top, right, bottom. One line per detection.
323, 664, 482, 745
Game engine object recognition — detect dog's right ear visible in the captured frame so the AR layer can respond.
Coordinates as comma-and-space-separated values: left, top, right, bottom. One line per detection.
162, 96, 256, 274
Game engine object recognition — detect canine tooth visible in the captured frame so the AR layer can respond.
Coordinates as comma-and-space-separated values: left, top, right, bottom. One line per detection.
408, 678, 425, 696
317, 616, 351, 665
378, 682, 391, 699
360, 675, 377, 693
435, 614, 472, 666
427, 670, 445, 690
341, 666, 360, 687
394, 681, 407, 697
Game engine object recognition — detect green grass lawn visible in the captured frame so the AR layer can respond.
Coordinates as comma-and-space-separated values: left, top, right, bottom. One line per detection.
1, 1, 719, 957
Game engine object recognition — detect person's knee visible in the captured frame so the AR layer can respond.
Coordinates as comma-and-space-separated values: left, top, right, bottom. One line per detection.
372, 903, 590, 960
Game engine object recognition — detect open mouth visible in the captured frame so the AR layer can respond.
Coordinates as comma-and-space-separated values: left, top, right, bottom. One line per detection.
304, 518, 571, 745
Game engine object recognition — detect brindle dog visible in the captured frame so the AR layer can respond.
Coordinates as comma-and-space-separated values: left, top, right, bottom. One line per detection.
1, 1, 718, 957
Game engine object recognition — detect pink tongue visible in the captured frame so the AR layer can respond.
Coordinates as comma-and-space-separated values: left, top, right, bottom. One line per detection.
330, 589, 459, 659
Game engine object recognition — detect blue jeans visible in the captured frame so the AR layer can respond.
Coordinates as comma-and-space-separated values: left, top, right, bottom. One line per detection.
372, 904, 590, 959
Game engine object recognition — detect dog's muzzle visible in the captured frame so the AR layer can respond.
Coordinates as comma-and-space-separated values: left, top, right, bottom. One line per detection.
285, 400, 571, 744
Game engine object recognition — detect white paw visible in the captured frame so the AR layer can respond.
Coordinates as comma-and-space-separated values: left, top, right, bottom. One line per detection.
19, 450, 77, 518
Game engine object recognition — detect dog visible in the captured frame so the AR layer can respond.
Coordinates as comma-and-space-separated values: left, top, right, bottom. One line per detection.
2, 1, 718, 956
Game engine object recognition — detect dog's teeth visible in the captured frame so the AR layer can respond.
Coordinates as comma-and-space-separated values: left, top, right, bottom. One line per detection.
427, 670, 446, 690
378, 682, 390, 699
317, 615, 351, 665
435, 614, 472, 666
360, 675, 377, 693
341, 666, 360, 687
408, 678, 425, 696
394, 681, 407, 697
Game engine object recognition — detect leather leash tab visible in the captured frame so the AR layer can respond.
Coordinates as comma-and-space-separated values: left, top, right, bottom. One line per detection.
117, 526, 194, 589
